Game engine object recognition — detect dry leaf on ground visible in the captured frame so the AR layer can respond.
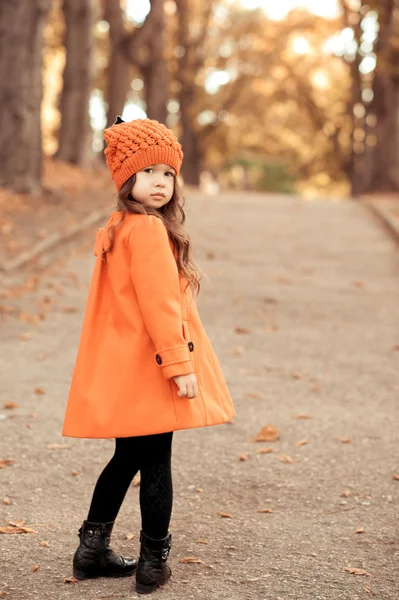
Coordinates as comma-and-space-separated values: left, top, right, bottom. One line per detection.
292, 414, 313, 420
0, 459, 14, 469
392, 474, 399, 481
34, 387, 46, 396
40, 541, 50, 547
31, 565, 39, 572
71, 470, 79, 476
239, 454, 248, 461
179, 557, 204, 564
4, 402, 18, 409
353, 528, 364, 534
253, 425, 280, 443
258, 508, 273, 513
0, 522, 37, 534
344, 567, 372, 577
47, 443, 70, 450
64, 576, 78, 584
235, 327, 250, 335
219, 511, 233, 519
294, 439, 309, 447
333, 437, 353, 444
362, 584, 375, 595
341, 490, 351, 497
3, 498, 11, 505
197, 539, 208, 544
125, 533, 134, 540
256, 447, 273, 454
20, 332, 33, 341
277, 455, 294, 464
132, 473, 141, 487
292, 372, 307, 380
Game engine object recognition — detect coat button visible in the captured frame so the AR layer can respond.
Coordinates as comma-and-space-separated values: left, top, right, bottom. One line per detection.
155, 354, 162, 365
188, 342, 194, 352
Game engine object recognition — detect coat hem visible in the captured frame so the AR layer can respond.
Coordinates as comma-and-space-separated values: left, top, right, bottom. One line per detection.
62, 414, 235, 439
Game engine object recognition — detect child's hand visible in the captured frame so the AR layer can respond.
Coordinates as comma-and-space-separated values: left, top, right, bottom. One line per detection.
172, 373, 199, 398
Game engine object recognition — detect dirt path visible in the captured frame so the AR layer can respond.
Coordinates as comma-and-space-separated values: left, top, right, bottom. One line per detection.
1, 192, 398, 600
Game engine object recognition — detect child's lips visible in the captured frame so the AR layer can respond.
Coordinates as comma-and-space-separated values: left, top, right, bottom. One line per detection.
151, 193, 165, 199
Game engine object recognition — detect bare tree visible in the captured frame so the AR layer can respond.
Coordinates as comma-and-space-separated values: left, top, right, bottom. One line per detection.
56, 0, 94, 165
0, 0, 51, 194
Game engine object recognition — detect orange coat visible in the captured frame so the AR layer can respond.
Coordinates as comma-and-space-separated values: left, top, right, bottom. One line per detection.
62, 212, 234, 438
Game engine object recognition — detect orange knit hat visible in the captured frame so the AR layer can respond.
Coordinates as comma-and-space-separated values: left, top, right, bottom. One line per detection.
104, 117, 183, 191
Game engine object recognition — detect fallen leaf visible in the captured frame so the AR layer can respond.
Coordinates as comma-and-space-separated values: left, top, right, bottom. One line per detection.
4, 402, 18, 409
253, 425, 280, 443
31, 565, 39, 572
333, 437, 353, 444
258, 508, 273, 513
393, 345, 399, 352
47, 443, 70, 450
341, 490, 351, 498
235, 327, 250, 335
245, 392, 261, 399
20, 332, 33, 341
34, 387, 46, 396
59, 306, 78, 313
64, 576, 79, 584
219, 511, 233, 519
132, 473, 141, 487
277, 455, 294, 464
196, 488, 203, 493
392, 474, 399, 481
292, 372, 307, 380
256, 447, 273, 454
197, 539, 208, 544
353, 528, 364, 534
40, 541, 50, 547
179, 557, 204, 564
262, 297, 278, 304
3, 498, 11, 505
362, 584, 375, 595
344, 567, 372, 577
125, 533, 134, 540
239, 454, 248, 462
294, 439, 309, 447
0, 523, 37, 534
234, 345, 244, 356
0, 459, 14, 468
71, 470, 79, 476
292, 414, 313, 420
352, 280, 365, 288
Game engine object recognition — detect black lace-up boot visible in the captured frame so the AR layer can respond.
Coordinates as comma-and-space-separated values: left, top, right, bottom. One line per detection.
73, 520, 137, 579
135, 531, 172, 594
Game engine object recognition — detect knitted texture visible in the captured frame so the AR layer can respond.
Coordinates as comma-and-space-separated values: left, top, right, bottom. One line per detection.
104, 119, 183, 191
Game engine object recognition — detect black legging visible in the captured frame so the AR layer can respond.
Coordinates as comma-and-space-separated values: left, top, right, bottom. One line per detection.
87, 432, 173, 540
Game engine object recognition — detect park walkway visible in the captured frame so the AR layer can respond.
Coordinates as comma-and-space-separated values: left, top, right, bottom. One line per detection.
1, 191, 398, 600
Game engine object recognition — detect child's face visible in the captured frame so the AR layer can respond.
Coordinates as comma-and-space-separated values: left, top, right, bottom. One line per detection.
131, 163, 176, 208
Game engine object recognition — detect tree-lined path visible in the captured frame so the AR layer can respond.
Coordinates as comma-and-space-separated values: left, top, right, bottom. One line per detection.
1, 192, 398, 599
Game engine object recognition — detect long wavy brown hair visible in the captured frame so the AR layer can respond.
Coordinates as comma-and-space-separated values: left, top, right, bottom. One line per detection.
103, 174, 203, 297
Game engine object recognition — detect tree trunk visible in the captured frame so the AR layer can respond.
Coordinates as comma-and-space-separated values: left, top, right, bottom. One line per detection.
56, 0, 94, 165
366, 74, 399, 191
0, 0, 51, 194
142, 0, 167, 123
104, 0, 131, 129
180, 103, 202, 185
120, 0, 168, 123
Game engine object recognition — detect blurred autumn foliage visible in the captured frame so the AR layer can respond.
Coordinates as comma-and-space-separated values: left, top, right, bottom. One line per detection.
0, 0, 399, 198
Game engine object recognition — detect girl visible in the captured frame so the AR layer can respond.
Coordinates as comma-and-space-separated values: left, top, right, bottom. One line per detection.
62, 117, 235, 594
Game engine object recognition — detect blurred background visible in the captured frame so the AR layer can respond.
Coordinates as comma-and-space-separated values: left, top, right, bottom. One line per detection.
1, 0, 399, 208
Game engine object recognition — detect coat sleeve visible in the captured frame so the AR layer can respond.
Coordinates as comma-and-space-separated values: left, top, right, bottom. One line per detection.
128, 216, 195, 380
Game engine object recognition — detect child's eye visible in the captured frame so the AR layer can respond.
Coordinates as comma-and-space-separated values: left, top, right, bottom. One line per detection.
144, 168, 153, 173
165, 171, 175, 177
